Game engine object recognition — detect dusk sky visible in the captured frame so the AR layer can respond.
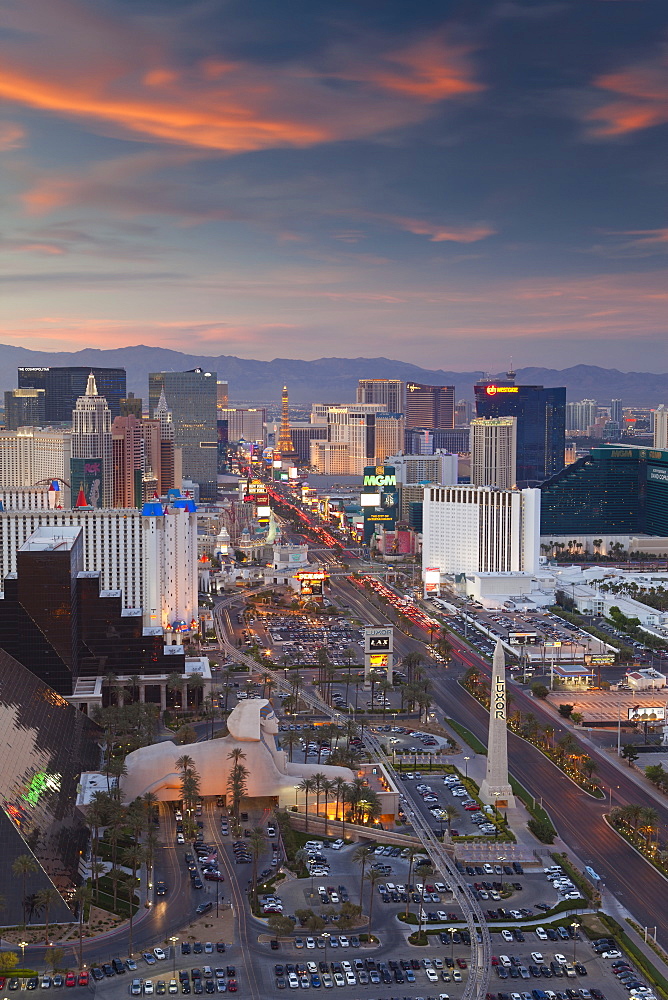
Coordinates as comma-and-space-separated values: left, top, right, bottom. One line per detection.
2, 0, 667, 371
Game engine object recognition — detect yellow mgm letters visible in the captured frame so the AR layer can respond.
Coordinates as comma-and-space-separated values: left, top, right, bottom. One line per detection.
494, 677, 506, 721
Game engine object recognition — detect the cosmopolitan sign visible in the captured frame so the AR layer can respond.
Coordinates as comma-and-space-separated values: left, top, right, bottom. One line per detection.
493, 675, 506, 721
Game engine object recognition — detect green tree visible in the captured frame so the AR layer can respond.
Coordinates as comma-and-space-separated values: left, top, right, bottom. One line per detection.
176, 724, 198, 745
621, 744, 640, 766
267, 913, 295, 937
248, 827, 266, 907
73, 885, 92, 969
297, 777, 315, 831
531, 683, 549, 699
558, 704, 574, 718
363, 869, 382, 935
0, 953, 19, 973
12, 854, 38, 929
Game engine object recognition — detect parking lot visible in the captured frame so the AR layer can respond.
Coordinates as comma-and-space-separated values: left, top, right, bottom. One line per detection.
243, 610, 364, 666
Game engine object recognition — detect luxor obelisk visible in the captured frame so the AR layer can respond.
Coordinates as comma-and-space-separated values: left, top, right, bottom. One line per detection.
479, 639, 516, 809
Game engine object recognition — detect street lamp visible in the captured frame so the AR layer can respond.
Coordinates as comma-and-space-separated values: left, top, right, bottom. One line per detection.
497, 856, 506, 893
447, 927, 457, 964
19, 941, 28, 988
170, 937, 178, 976
322, 932, 330, 969
463, 756, 470, 779
294, 785, 300, 810
571, 922, 580, 964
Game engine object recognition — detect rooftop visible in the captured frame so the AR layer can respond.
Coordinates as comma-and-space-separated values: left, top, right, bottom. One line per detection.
19, 525, 82, 552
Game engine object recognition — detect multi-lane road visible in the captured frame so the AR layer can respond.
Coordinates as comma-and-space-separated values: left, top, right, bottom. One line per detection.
322, 568, 668, 946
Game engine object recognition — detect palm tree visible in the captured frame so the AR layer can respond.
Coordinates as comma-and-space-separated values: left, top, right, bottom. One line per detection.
167, 672, 184, 710
73, 885, 92, 969
364, 870, 382, 936
121, 844, 146, 956
12, 854, 38, 929
333, 777, 347, 825
280, 731, 298, 762
36, 887, 60, 944
353, 845, 374, 905
298, 777, 315, 831
416, 864, 435, 938
312, 773, 326, 817
444, 804, 459, 834
188, 672, 205, 710
248, 827, 266, 907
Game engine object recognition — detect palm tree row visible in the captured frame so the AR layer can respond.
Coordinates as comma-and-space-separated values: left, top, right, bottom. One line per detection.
296, 774, 381, 832
610, 803, 661, 853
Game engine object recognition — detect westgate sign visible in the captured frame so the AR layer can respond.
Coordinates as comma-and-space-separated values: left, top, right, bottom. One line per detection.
486, 385, 519, 395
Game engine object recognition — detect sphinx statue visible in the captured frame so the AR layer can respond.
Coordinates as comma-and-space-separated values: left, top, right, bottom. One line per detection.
120, 698, 354, 807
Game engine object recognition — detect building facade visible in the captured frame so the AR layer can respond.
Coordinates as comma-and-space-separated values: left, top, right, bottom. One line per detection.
0, 502, 198, 627
218, 407, 266, 443
70, 373, 113, 508
0, 427, 71, 496
470, 416, 517, 489
404, 382, 455, 430
540, 444, 668, 537
474, 381, 566, 487
18, 366, 126, 421
422, 484, 540, 575
388, 451, 458, 486
4, 388, 46, 429
149, 369, 217, 500
566, 399, 597, 434
357, 379, 406, 415
654, 407, 668, 451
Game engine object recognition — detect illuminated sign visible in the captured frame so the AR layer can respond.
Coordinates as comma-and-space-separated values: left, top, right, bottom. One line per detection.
369, 654, 388, 668
296, 570, 327, 597
508, 631, 540, 645
648, 466, 668, 484
296, 571, 327, 581
424, 567, 440, 594
361, 493, 381, 507
20, 367, 49, 372
256, 505, 271, 517
586, 654, 616, 665
364, 626, 393, 655
407, 383, 421, 392
628, 706, 665, 722
363, 472, 397, 487
486, 385, 519, 395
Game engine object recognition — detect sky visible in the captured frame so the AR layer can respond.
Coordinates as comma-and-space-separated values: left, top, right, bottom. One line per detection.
1, 0, 667, 371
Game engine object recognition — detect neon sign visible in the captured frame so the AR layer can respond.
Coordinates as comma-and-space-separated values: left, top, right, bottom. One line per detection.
486, 385, 518, 395
23, 771, 61, 806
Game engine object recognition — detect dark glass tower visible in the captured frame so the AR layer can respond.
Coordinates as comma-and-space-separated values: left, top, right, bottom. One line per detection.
474, 382, 566, 487
149, 369, 218, 499
18, 367, 126, 421
404, 382, 455, 430
540, 444, 668, 536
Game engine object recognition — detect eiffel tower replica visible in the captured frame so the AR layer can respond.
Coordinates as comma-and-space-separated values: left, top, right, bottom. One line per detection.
276, 385, 299, 462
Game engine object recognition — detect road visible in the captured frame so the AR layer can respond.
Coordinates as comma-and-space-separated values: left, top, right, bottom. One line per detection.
324, 570, 668, 947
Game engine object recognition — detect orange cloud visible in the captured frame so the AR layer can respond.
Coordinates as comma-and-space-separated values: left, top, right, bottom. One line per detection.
587, 47, 668, 135
367, 37, 484, 101
0, 2, 483, 154
365, 212, 495, 242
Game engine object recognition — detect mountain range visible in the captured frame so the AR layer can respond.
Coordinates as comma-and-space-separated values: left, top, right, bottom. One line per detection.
1, 344, 667, 406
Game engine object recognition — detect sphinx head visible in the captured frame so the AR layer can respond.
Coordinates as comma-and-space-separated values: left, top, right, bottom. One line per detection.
226, 697, 278, 741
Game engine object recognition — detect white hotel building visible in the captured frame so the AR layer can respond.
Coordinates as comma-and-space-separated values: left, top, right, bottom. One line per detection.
422, 485, 540, 577
0, 502, 197, 628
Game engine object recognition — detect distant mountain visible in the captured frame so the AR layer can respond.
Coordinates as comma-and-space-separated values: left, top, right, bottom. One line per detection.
0, 344, 666, 406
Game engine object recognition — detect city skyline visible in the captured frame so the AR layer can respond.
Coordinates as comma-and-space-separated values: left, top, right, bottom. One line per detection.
1, 0, 667, 370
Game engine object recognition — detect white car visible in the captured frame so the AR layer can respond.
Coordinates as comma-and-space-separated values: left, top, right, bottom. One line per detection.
554, 955, 567, 966
305, 938, 316, 950
287, 974, 299, 989
321, 974, 333, 989
344, 972, 356, 986
176, 833, 185, 844
153, 949, 166, 961
601, 950, 622, 959
333, 973, 345, 987
143, 984, 154, 996
535, 927, 548, 941
502, 930, 514, 943
338, 936, 349, 948
427, 970, 439, 983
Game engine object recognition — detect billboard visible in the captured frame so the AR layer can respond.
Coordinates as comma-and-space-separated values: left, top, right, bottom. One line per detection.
362, 465, 398, 543
628, 706, 666, 722
369, 654, 388, 668
508, 631, 540, 645
296, 570, 328, 597
364, 626, 393, 655
586, 654, 616, 666
70, 457, 103, 508
424, 567, 440, 594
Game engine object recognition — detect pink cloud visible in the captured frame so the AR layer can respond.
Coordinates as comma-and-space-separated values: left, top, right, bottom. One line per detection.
0, 120, 25, 150
586, 45, 668, 135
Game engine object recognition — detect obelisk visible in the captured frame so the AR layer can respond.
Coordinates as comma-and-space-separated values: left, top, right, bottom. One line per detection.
479, 640, 516, 809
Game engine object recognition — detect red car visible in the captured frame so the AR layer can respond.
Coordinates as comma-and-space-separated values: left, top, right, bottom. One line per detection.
65, 973, 76, 988
227, 981, 237, 993
78, 972, 89, 986
465, 804, 480, 811
0, 978, 5, 990
204, 873, 225, 882
490, 957, 499, 966
457, 958, 468, 969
